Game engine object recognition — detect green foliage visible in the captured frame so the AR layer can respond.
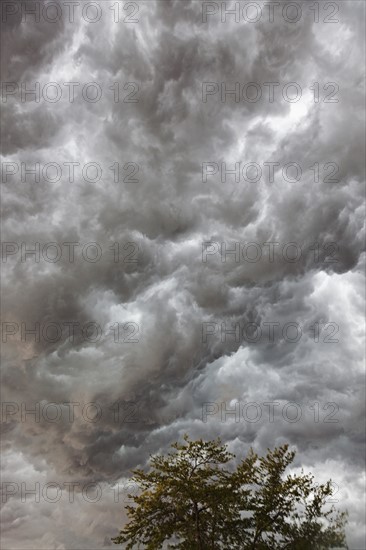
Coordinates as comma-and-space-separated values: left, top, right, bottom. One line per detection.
112, 435, 348, 549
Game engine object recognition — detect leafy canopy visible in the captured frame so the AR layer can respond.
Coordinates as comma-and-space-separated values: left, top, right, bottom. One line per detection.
112, 434, 348, 549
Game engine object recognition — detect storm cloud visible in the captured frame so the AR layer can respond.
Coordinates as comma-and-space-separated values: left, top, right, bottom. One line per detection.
1, 1, 365, 548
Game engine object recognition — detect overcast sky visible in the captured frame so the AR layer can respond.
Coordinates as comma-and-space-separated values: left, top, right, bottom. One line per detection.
1, 1, 365, 548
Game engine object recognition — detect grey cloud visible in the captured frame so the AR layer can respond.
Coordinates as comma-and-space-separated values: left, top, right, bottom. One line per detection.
1, 1, 365, 548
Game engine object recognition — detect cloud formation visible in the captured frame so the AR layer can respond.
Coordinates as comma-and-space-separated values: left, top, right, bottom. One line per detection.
1, 1, 365, 548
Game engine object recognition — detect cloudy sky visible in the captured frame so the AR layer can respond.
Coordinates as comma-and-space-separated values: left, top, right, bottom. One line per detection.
1, 0, 365, 548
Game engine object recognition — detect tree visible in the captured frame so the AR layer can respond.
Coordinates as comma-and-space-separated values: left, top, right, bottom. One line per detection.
112, 435, 348, 549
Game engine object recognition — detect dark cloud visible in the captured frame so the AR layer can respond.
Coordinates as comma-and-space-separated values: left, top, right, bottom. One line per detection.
1, 1, 365, 548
